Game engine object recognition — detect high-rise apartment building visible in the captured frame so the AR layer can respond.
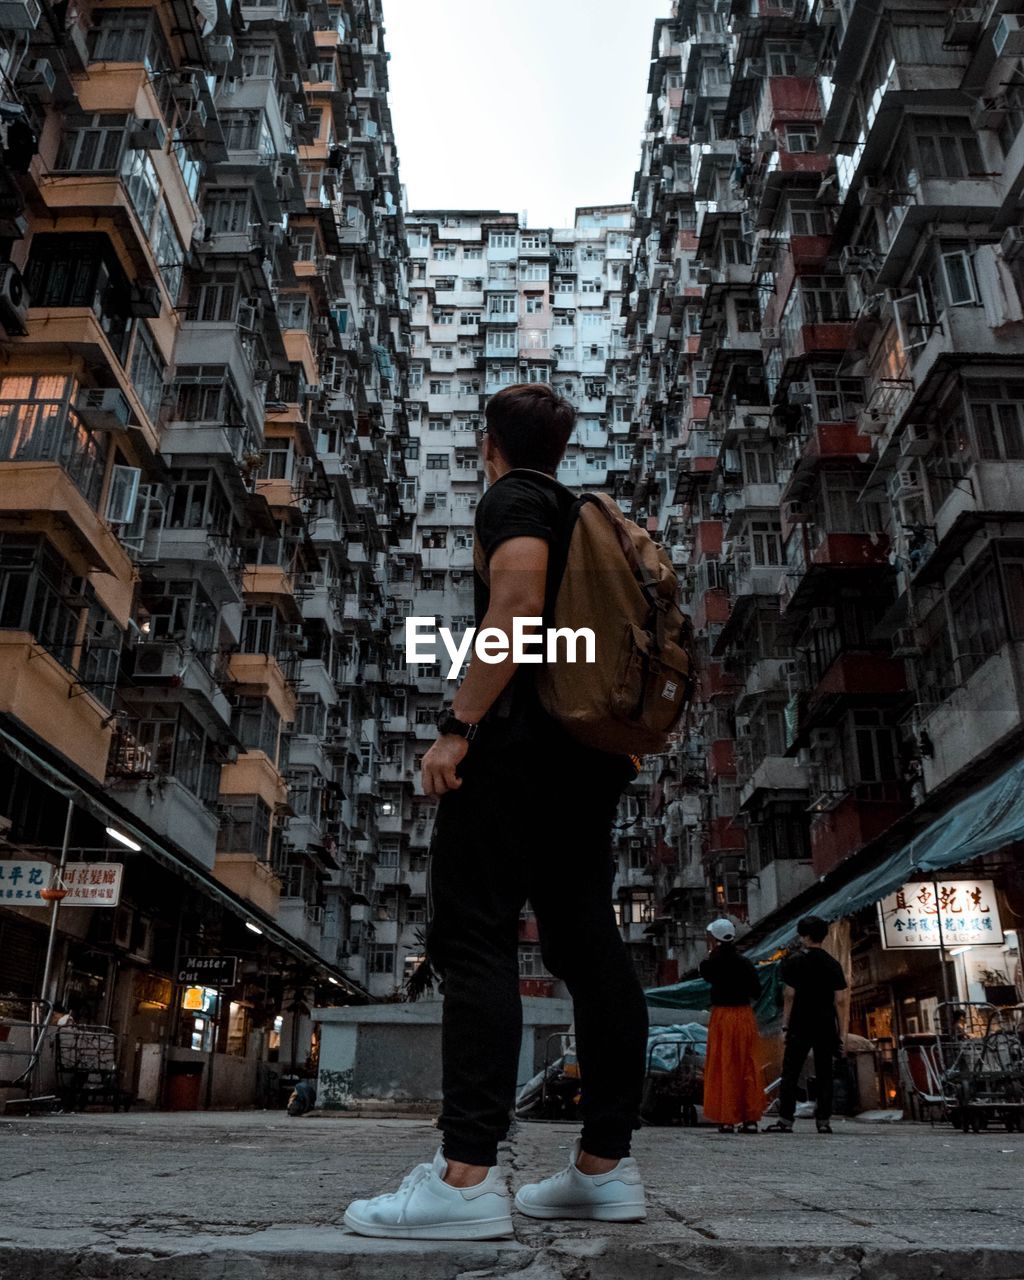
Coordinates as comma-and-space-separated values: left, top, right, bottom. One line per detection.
630, 0, 1024, 1032
0, 0, 412, 1103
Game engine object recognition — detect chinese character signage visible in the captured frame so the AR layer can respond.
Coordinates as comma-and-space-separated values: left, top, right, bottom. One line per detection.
878, 879, 1003, 949
0, 860, 50, 903
61, 863, 123, 907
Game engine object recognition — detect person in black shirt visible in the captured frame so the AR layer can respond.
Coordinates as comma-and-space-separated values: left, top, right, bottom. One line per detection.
698, 918, 764, 1133
344, 384, 648, 1240
765, 915, 850, 1134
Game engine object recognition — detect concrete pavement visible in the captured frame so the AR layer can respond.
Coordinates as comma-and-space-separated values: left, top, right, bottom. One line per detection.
1, 1111, 1022, 1279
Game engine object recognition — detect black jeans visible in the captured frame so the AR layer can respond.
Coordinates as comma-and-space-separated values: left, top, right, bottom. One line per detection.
425, 735, 648, 1167
778, 1025, 838, 1123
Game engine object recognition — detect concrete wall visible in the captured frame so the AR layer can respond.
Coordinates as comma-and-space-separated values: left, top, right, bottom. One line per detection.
314, 998, 574, 1109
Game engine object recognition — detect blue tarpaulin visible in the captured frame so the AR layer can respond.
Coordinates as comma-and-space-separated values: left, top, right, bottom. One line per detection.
646, 961, 784, 1025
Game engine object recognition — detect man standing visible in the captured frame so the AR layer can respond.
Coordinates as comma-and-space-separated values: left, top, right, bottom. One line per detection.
343, 384, 649, 1239
764, 915, 849, 1135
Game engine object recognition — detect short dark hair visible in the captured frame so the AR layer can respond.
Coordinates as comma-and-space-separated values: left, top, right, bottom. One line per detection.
484, 383, 575, 474
797, 915, 829, 943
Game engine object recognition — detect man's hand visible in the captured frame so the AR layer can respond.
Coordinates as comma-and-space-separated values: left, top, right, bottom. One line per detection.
421, 734, 469, 797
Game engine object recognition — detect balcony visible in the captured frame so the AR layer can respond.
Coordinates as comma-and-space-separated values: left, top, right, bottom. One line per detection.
707, 814, 746, 855
111, 772, 219, 870
808, 652, 907, 711
809, 783, 909, 877
0, 633, 112, 782
213, 852, 282, 916
739, 756, 808, 810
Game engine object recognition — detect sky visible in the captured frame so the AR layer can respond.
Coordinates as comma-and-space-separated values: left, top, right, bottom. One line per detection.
381, 0, 669, 229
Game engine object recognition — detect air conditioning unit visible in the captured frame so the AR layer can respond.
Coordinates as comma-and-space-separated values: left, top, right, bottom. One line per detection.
971, 95, 1009, 130
75, 387, 132, 432
0, 263, 29, 337
838, 245, 877, 275
17, 57, 55, 102
0, 0, 41, 29
134, 643, 185, 680
900, 422, 933, 457
762, 326, 781, 347
207, 34, 234, 64
785, 501, 807, 521
945, 7, 981, 46
893, 468, 923, 496
809, 606, 835, 630
810, 727, 838, 752
999, 225, 1024, 263
993, 13, 1024, 57
892, 628, 922, 657
130, 118, 167, 150
128, 283, 162, 318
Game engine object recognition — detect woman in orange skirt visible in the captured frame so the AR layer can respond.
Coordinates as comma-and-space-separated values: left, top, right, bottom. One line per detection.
699, 919, 764, 1134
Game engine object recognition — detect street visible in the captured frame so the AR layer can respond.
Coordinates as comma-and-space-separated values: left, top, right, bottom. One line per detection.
1, 1112, 1022, 1279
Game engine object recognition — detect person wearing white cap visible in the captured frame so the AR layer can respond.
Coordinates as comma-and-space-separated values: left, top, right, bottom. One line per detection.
698, 918, 764, 1134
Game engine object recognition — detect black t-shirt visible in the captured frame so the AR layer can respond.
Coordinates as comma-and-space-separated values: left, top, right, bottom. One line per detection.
780, 947, 847, 1031
473, 469, 575, 625
699, 944, 761, 1008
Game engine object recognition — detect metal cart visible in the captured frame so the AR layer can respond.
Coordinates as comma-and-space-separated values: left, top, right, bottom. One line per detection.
0, 998, 57, 1114
640, 1034, 705, 1127
937, 1003, 1024, 1133
54, 1025, 132, 1112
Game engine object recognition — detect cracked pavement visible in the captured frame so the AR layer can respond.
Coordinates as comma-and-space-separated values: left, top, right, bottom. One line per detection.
1, 1111, 1022, 1278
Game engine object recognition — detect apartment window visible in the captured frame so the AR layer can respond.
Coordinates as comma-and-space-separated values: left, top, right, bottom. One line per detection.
489, 232, 517, 249
460, 311, 481, 325
54, 111, 129, 173
434, 311, 454, 325
232, 696, 281, 760
750, 519, 783, 566
520, 263, 548, 281
963, 380, 1024, 461
521, 233, 548, 249
433, 246, 455, 260
486, 330, 517, 351
915, 117, 984, 180
129, 325, 165, 428
368, 945, 396, 975
153, 206, 183, 304
429, 380, 452, 395
167, 468, 230, 534
89, 8, 171, 74
422, 530, 447, 550
0, 374, 106, 510
788, 199, 831, 236
524, 295, 545, 314
488, 294, 517, 315
848, 711, 899, 785
766, 42, 800, 75
432, 345, 454, 359
454, 531, 473, 550
241, 43, 276, 77
217, 797, 272, 857
173, 367, 245, 430
295, 694, 327, 738
0, 534, 91, 673
810, 370, 864, 423
424, 452, 449, 471
24, 232, 133, 363
785, 125, 817, 154
518, 945, 549, 978
221, 110, 272, 155
742, 446, 775, 485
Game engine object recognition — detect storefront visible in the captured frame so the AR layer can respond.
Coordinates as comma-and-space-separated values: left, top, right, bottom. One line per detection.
0, 723, 369, 1111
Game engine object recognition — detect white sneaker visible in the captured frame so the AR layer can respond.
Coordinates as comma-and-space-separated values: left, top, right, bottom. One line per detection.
343, 1149, 514, 1240
514, 1142, 647, 1222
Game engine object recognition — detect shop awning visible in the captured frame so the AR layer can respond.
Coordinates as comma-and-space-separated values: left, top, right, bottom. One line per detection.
646, 960, 784, 1025
0, 722, 372, 1002
745, 754, 1024, 961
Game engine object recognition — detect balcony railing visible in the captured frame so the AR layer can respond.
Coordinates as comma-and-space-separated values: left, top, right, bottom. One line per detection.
0, 390, 105, 509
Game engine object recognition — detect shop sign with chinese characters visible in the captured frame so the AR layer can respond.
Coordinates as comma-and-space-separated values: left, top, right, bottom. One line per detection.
0, 860, 50, 903
61, 863, 123, 907
878, 880, 1003, 949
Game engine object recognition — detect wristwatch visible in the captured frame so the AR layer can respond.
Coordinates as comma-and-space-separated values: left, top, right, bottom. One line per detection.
436, 709, 478, 741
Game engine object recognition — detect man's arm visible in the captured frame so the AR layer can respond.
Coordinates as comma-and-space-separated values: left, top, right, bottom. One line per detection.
782, 983, 795, 1035
421, 535, 548, 797
835, 986, 851, 1050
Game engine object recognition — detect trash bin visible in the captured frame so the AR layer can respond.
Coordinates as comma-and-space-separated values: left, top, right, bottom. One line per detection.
164, 1059, 204, 1111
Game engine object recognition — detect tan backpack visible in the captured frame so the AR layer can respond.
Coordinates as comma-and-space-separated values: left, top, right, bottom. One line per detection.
476, 474, 697, 756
